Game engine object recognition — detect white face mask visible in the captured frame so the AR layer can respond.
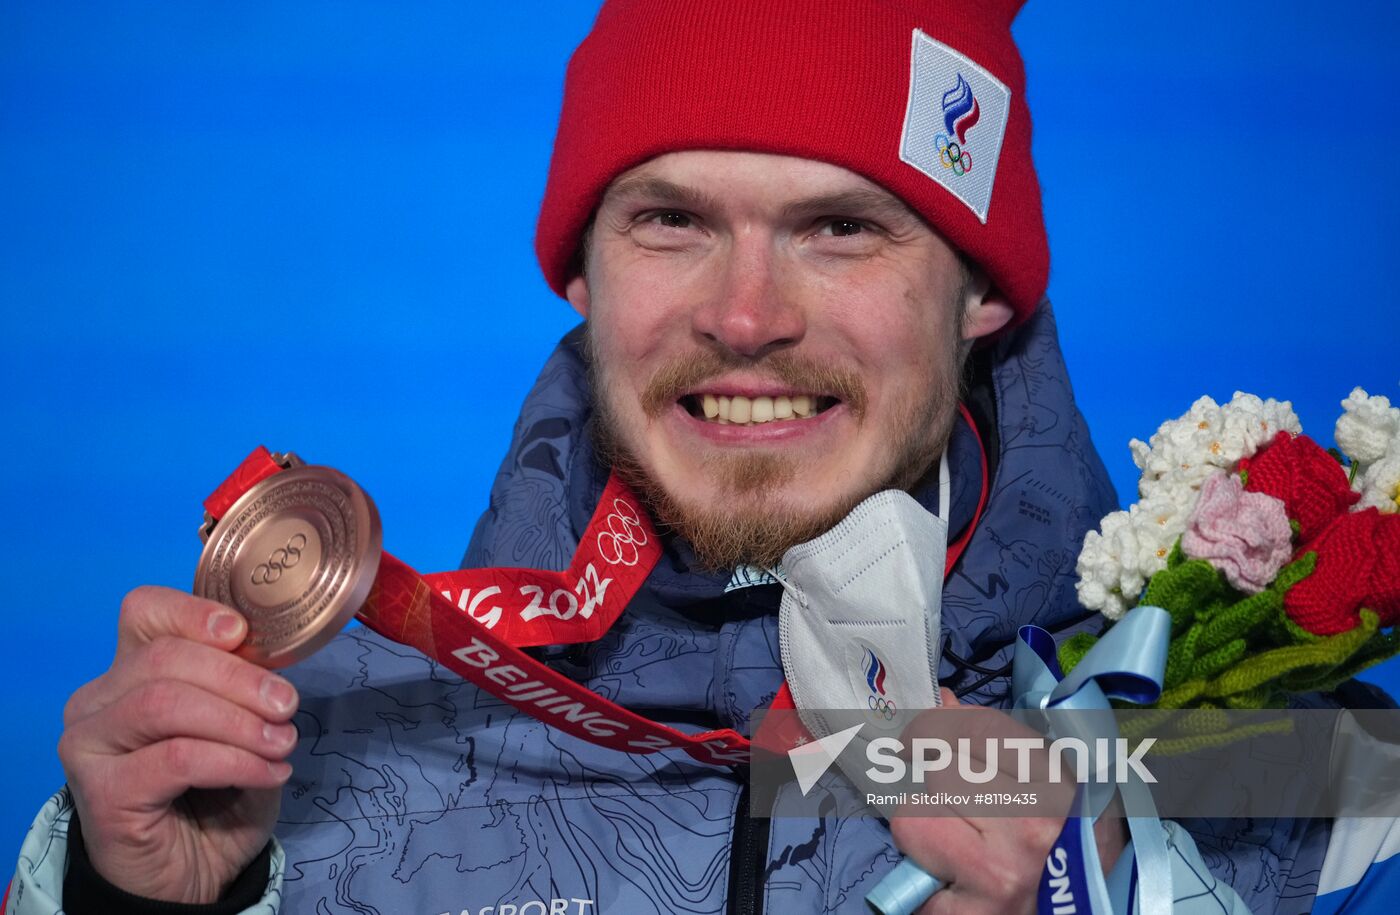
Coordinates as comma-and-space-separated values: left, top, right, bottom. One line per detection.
777, 453, 950, 746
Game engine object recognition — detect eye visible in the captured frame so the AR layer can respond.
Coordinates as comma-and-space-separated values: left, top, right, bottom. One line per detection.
649, 211, 693, 229
821, 219, 865, 237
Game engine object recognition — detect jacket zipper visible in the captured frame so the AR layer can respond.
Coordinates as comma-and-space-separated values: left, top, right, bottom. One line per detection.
727, 780, 769, 915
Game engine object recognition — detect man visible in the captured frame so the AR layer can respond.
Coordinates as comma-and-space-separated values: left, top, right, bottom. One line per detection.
8, 1, 1339, 913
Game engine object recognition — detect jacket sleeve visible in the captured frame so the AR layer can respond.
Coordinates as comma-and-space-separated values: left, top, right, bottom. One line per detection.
5, 788, 285, 915
1313, 818, 1400, 915
1121, 819, 1250, 914
1173, 815, 1329, 915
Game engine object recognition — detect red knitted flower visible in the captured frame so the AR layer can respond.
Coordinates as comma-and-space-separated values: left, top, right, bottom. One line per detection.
1283, 508, 1400, 635
1239, 432, 1358, 544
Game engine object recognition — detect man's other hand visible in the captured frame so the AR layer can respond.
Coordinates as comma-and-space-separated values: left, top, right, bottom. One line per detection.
888, 689, 1128, 915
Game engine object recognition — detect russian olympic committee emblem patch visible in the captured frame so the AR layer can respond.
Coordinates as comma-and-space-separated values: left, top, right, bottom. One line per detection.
899, 29, 1012, 223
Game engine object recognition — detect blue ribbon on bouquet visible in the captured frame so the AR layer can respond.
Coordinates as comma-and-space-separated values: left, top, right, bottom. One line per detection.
865, 605, 1171, 915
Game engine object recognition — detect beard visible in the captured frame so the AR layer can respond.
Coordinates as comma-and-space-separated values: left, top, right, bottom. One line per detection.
585, 312, 968, 572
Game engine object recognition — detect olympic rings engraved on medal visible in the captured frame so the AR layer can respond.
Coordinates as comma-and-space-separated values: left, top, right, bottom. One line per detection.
250, 532, 308, 585
596, 498, 649, 566
209, 479, 353, 641
934, 133, 973, 177
868, 694, 898, 721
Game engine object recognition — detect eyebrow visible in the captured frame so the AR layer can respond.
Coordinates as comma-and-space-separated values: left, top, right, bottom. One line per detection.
780, 189, 921, 226
602, 176, 724, 214
602, 175, 920, 228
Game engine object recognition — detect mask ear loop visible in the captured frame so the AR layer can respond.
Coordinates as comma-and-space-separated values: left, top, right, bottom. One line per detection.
768, 568, 804, 607
936, 449, 951, 523
769, 449, 948, 607
929, 451, 951, 708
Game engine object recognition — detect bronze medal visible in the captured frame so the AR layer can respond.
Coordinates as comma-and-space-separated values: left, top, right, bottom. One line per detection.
194, 464, 382, 668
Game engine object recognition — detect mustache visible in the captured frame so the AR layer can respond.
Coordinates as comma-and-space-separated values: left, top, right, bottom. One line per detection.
637, 350, 868, 419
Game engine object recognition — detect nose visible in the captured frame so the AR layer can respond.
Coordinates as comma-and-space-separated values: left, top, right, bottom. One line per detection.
690, 238, 806, 358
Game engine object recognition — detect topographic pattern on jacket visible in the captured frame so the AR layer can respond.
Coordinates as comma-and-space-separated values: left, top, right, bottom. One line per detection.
272, 302, 1331, 914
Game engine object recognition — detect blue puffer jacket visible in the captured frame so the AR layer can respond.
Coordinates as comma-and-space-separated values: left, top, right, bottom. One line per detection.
9, 303, 1334, 915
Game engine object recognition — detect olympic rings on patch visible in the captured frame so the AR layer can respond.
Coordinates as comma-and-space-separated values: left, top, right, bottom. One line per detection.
596, 498, 649, 566
867, 695, 898, 721
934, 133, 973, 177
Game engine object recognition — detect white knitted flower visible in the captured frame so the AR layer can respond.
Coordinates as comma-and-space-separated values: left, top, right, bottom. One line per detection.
1335, 387, 1400, 468
1129, 392, 1300, 501
1075, 490, 1193, 620
1357, 453, 1400, 514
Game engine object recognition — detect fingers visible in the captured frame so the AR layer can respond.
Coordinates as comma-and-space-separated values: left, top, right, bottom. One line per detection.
895, 705, 1077, 821
106, 738, 293, 810
888, 701, 1080, 914
61, 587, 302, 815
65, 679, 299, 761
895, 815, 1042, 915
67, 636, 297, 726
892, 814, 982, 869
58, 585, 292, 902
115, 586, 248, 659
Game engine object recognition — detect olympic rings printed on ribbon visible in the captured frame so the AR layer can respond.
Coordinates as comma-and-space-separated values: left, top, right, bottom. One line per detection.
868, 694, 898, 721
596, 498, 649, 566
251, 532, 307, 585
935, 133, 972, 177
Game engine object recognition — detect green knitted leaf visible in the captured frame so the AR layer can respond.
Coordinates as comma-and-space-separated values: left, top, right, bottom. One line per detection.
1221, 686, 1281, 709
1302, 636, 1400, 691
1201, 622, 1377, 700
1261, 552, 1321, 644
1166, 539, 1187, 569
1116, 708, 1181, 741
1278, 612, 1400, 694
1164, 624, 1204, 689
1174, 707, 1228, 736
1057, 632, 1098, 676
1197, 588, 1278, 654
1142, 547, 1231, 633
1149, 717, 1293, 754
1156, 679, 1208, 710
1190, 638, 1249, 681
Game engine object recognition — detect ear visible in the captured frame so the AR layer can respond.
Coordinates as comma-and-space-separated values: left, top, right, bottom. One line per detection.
565, 274, 591, 319
960, 265, 1014, 342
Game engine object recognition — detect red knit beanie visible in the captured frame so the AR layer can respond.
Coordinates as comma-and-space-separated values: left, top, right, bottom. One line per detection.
535, 0, 1048, 324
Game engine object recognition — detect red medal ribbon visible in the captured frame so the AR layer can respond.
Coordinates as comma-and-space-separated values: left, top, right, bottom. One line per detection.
205, 446, 750, 765
205, 406, 986, 767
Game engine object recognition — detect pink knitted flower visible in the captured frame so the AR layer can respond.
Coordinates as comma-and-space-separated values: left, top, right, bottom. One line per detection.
1181, 471, 1294, 593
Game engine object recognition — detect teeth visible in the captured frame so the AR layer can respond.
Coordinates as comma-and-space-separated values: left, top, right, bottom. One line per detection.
692, 392, 826, 426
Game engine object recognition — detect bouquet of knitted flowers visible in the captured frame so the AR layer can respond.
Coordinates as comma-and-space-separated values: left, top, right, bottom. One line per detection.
1063, 389, 1400, 710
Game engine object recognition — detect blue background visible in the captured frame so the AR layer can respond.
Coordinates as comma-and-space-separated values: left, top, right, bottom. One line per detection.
2, 1, 1396, 856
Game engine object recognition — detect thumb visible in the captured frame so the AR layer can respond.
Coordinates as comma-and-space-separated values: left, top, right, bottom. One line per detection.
116, 586, 248, 658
